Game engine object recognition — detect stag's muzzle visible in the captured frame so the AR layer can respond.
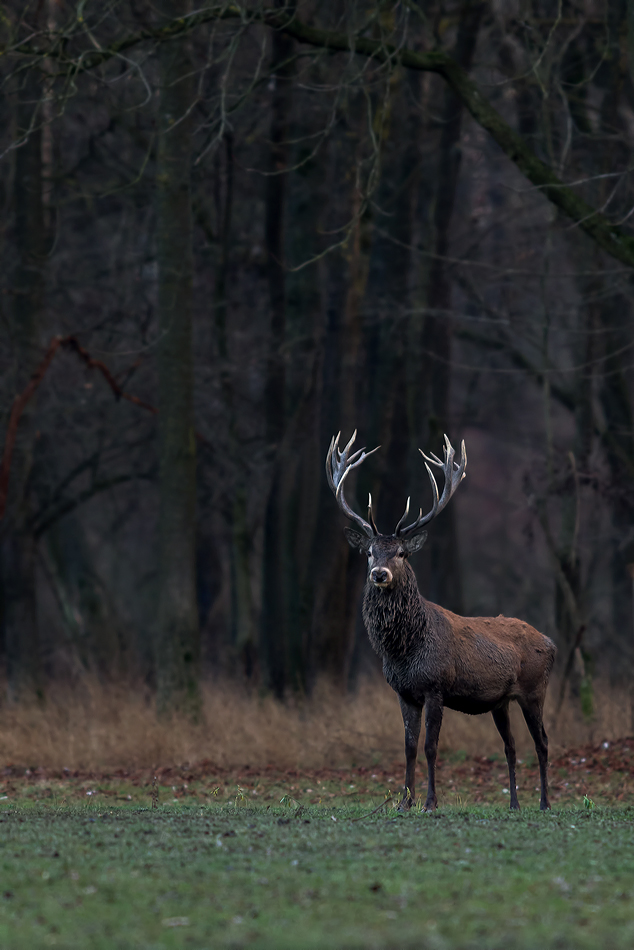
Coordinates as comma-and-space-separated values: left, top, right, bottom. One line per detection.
370, 567, 392, 587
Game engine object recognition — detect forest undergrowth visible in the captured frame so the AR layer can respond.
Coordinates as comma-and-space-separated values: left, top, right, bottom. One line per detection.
0, 675, 631, 772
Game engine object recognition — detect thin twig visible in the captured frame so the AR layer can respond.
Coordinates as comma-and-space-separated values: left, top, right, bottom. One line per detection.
0, 334, 156, 520
350, 792, 393, 822
0, 336, 63, 520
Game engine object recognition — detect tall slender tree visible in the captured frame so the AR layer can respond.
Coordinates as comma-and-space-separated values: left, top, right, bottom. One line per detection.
417, 1, 484, 612
1, 49, 46, 702
260, 20, 295, 696
155, 0, 200, 715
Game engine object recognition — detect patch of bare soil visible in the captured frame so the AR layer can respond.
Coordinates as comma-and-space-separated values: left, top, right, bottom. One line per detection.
2, 737, 633, 809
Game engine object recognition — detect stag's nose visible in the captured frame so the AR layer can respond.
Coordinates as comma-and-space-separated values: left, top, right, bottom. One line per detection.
370, 567, 392, 586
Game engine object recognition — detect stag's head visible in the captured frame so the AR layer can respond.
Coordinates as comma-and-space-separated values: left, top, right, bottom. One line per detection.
326, 431, 467, 589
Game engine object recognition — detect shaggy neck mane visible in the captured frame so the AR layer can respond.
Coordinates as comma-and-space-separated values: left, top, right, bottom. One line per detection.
362, 563, 427, 657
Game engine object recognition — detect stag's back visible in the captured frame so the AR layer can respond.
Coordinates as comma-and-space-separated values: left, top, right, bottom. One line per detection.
430, 604, 556, 699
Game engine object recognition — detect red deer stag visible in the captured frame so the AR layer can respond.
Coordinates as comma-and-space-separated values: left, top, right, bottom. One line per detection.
326, 431, 556, 811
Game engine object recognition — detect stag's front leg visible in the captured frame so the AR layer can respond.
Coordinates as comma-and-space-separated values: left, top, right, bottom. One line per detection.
398, 697, 422, 810
423, 693, 443, 811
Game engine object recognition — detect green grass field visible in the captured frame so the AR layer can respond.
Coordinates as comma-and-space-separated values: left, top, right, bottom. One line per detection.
2, 795, 634, 950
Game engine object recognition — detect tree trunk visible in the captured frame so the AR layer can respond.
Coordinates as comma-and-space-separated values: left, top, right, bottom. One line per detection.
600, 322, 634, 660
43, 513, 125, 677
311, 184, 373, 688
211, 133, 259, 678
417, 1, 484, 612
155, 0, 200, 715
0, 60, 46, 703
551, 271, 598, 717
366, 65, 422, 534
599, 3, 634, 688
260, 22, 295, 696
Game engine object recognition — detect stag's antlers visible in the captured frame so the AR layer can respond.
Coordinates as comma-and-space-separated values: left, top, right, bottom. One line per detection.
326, 432, 467, 538
395, 435, 467, 538
326, 431, 380, 537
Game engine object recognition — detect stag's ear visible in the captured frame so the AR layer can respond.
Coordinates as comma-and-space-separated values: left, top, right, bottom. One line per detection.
403, 532, 427, 555
344, 527, 372, 553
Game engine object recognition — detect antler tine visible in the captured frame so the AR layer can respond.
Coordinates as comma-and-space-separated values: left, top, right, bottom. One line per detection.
330, 430, 368, 478
396, 463, 440, 535
397, 436, 466, 538
326, 431, 380, 537
340, 429, 362, 464
421, 435, 466, 513
325, 432, 340, 494
367, 493, 379, 535
394, 496, 411, 537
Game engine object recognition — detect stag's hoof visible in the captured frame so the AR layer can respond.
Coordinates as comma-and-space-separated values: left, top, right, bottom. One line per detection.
510, 802, 520, 811
540, 801, 551, 811
422, 799, 437, 812
397, 798, 413, 812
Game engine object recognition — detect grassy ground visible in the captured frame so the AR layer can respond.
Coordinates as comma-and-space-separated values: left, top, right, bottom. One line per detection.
1, 740, 634, 949
2, 800, 634, 950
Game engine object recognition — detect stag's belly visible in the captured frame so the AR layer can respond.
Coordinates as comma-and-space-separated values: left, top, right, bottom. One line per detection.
442, 671, 520, 714
443, 694, 505, 715
384, 655, 520, 713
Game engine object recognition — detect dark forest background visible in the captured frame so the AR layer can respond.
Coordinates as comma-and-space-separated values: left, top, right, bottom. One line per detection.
1, 0, 634, 730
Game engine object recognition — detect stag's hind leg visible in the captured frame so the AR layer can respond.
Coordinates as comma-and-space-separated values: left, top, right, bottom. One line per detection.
519, 696, 550, 810
492, 703, 519, 810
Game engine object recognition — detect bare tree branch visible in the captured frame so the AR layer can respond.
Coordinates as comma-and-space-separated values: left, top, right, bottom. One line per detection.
0, 335, 157, 520
10, 5, 634, 269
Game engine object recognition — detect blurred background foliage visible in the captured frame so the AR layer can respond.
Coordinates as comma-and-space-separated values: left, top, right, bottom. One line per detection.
0, 0, 633, 730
